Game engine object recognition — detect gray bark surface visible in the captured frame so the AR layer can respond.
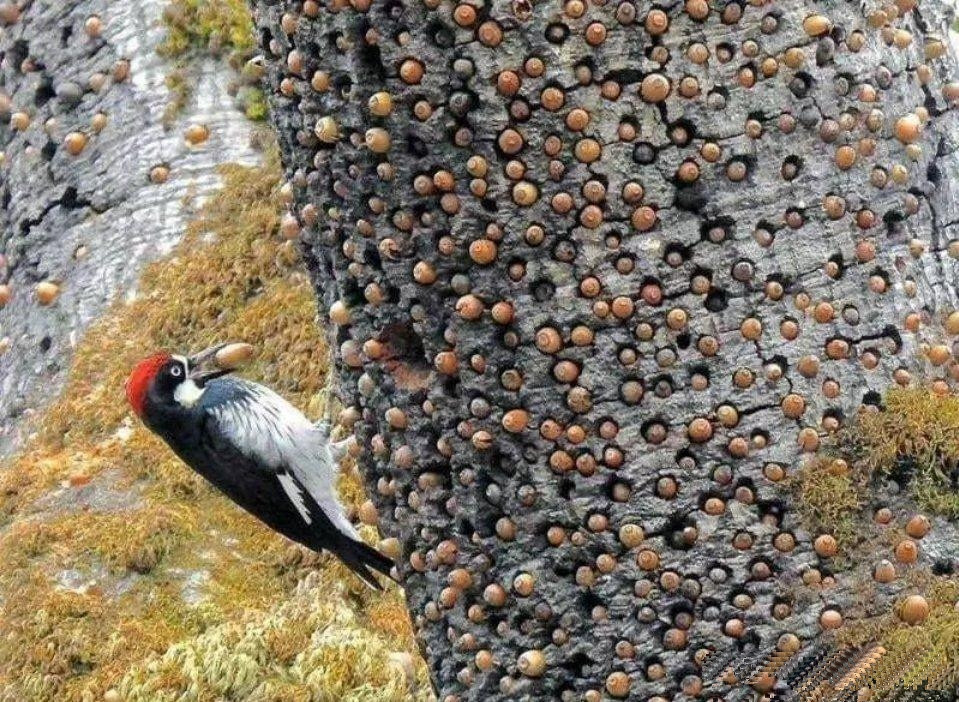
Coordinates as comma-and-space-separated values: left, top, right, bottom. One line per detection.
250, 1, 959, 699
0, 0, 260, 456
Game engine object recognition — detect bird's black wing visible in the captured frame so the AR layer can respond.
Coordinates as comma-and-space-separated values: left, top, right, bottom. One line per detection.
162, 397, 391, 589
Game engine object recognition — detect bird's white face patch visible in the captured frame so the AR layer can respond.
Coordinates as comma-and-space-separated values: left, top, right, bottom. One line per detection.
174, 378, 205, 407
171, 354, 205, 407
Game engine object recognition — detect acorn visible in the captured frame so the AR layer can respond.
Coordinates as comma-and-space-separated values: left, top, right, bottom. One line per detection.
329, 301, 351, 325
803, 14, 832, 37
35, 282, 60, 305
379, 537, 401, 560
315, 116, 340, 143
502, 409, 529, 433
91, 112, 109, 132
280, 213, 301, 240
0, 284, 10, 307
184, 123, 210, 145
640, 73, 670, 102
905, 514, 931, 538
518, 650, 546, 677
814, 534, 838, 558
364, 127, 391, 153
149, 165, 170, 184
214, 342, 254, 369
63, 132, 88, 156
874, 560, 896, 583
895, 113, 922, 144
0, 3, 17, 25
84, 15, 103, 37
894, 539, 919, 563
819, 609, 843, 629
899, 595, 930, 624
10, 111, 29, 131
606, 672, 630, 698
358, 500, 379, 525
368, 91, 394, 116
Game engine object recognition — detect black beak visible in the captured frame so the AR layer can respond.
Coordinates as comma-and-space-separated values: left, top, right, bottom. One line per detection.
187, 343, 232, 387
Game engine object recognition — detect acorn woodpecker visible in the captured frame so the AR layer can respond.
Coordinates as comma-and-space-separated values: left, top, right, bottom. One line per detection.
125, 344, 393, 589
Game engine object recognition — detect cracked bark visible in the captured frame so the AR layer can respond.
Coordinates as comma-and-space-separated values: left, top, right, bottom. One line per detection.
250, 1, 959, 700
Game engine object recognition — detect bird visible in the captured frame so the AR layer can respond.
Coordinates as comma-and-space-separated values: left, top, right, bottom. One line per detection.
124, 343, 393, 589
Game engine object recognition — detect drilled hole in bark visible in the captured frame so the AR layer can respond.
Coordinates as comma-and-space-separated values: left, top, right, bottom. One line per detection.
673, 183, 708, 213
532, 280, 555, 302
704, 289, 728, 312
428, 21, 454, 48
34, 77, 54, 106
781, 154, 803, 181
545, 22, 568, 44
378, 322, 430, 390
632, 141, 657, 165
715, 42, 735, 62
933, 559, 955, 576
790, 72, 814, 98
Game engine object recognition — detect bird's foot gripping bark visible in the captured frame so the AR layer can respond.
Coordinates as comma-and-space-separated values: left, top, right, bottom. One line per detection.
313, 384, 337, 431
313, 384, 357, 462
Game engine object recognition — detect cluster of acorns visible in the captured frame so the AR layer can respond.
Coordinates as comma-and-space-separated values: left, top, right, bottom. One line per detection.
251, 0, 958, 699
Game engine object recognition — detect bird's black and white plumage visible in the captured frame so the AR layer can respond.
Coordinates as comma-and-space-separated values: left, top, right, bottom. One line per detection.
126, 349, 393, 589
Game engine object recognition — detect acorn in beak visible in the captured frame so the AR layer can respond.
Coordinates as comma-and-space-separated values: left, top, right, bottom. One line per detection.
187, 342, 253, 386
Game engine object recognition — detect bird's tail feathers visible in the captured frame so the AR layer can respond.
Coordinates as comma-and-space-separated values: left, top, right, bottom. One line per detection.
332, 533, 395, 590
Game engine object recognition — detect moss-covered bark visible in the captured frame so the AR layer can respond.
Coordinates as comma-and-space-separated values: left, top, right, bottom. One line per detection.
250, 1, 959, 699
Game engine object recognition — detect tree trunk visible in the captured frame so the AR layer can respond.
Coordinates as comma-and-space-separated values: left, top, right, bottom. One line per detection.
0, 0, 260, 456
249, 1, 959, 699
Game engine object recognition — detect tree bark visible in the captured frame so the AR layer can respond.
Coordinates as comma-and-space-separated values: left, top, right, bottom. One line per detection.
249, 1, 959, 699
0, 0, 260, 456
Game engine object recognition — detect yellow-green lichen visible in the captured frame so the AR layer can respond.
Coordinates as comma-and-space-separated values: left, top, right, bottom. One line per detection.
793, 388, 959, 550
792, 456, 866, 552
157, 0, 258, 124
161, 68, 192, 128
158, 0, 255, 59
848, 388, 959, 518
239, 85, 270, 121
0, 150, 427, 701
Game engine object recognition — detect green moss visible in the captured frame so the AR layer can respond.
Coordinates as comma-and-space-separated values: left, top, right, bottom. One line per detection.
239, 86, 270, 121
162, 67, 192, 127
792, 457, 865, 552
157, 0, 258, 123
837, 581, 959, 696
846, 388, 959, 518
158, 0, 255, 59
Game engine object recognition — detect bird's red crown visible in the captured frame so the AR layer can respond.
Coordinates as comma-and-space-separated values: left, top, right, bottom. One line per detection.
126, 352, 172, 416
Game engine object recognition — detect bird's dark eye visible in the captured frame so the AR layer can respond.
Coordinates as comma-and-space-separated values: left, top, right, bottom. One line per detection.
170, 365, 183, 377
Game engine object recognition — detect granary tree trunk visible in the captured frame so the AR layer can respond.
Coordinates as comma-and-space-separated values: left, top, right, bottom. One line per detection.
249, 0, 959, 699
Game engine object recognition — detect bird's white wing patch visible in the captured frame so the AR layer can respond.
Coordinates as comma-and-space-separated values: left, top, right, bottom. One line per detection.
277, 472, 312, 525
209, 380, 359, 539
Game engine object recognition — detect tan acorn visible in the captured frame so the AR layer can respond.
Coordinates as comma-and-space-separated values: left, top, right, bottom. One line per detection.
35, 281, 60, 305
214, 343, 254, 369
